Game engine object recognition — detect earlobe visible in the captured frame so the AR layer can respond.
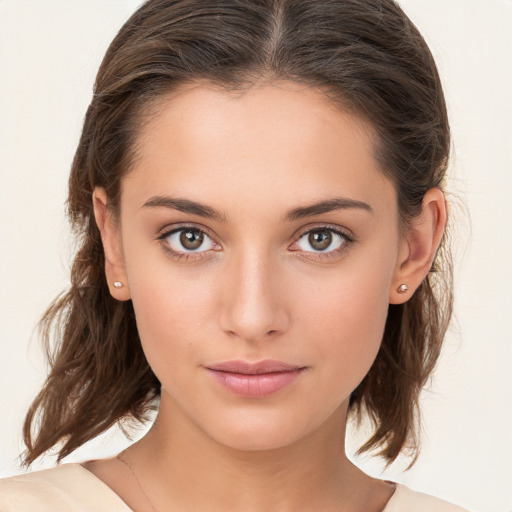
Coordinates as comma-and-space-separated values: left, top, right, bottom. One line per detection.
389, 188, 447, 304
92, 187, 131, 301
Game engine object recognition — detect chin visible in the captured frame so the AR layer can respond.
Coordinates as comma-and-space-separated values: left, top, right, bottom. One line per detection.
200, 409, 332, 453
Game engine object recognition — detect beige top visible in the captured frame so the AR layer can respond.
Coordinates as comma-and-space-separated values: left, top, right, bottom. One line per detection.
0, 464, 470, 512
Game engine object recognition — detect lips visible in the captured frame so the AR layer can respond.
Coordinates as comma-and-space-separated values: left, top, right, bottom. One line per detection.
205, 360, 306, 398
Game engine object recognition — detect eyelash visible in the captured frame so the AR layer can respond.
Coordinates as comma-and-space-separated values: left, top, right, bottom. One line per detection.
157, 224, 355, 263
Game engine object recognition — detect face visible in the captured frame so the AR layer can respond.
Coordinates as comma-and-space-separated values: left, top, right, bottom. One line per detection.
109, 82, 404, 451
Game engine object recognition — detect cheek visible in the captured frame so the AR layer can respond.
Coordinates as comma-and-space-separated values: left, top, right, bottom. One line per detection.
128, 269, 211, 365
293, 256, 393, 391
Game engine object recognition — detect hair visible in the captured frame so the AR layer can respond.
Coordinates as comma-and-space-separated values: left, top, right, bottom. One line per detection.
22, 0, 453, 468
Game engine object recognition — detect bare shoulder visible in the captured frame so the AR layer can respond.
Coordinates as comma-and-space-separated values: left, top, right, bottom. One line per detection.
385, 484, 471, 512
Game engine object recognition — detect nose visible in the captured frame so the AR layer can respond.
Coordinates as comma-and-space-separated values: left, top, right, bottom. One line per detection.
218, 249, 289, 344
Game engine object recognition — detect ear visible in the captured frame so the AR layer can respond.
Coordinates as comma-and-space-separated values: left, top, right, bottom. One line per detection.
92, 187, 131, 301
389, 187, 447, 304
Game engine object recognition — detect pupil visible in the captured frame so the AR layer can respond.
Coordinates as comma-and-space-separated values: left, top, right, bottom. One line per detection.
309, 230, 331, 250
180, 230, 203, 250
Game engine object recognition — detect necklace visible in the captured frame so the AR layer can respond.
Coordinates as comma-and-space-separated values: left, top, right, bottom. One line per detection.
117, 451, 157, 512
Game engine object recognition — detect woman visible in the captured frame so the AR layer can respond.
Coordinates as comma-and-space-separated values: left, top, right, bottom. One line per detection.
0, 0, 470, 510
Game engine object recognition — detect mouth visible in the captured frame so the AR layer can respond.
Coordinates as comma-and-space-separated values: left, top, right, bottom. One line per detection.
205, 360, 307, 398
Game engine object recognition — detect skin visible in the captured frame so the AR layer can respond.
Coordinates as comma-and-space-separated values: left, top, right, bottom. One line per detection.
90, 81, 446, 512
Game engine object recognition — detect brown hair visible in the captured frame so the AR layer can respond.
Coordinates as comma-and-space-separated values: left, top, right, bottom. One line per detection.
23, 0, 452, 467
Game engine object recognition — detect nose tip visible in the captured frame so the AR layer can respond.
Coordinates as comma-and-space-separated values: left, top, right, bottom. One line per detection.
221, 289, 284, 343
225, 324, 279, 343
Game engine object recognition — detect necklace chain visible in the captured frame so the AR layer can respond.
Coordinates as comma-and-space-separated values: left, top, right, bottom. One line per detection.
117, 451, 157, 512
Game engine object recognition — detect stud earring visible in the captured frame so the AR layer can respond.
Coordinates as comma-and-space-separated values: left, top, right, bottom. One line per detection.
397, 284, 409, 293
113, 281, 124, 289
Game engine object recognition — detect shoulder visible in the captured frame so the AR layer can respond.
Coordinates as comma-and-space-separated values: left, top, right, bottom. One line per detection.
0, 464, 132, 512
385, 483, 470, 512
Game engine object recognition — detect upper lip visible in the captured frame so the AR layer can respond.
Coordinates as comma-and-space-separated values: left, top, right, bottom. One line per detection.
206, 360, 305, 375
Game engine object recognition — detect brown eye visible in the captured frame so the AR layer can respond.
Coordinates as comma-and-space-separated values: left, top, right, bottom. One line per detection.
180, 229, 204, 250
164, 228, 215, 253
296, 228, 347, 253
308, 230, 332, 251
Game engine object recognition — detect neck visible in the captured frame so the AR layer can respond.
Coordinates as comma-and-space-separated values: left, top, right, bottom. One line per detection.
124, 391, 389, 512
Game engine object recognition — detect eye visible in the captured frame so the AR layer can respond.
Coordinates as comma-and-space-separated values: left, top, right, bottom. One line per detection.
161, 227, 217, 254
295, 227, 352, 254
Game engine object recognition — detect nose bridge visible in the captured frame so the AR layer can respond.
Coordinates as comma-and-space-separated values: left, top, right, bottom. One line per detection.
219, 244, 288, 342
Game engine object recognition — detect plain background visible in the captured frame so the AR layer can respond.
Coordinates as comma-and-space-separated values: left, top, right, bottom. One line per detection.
0, 1, 511, 511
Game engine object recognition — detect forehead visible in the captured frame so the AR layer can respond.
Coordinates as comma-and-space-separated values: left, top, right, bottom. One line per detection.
123, 81, 396, 218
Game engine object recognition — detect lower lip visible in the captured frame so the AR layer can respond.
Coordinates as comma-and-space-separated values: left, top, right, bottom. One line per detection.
206, 369, 305, 398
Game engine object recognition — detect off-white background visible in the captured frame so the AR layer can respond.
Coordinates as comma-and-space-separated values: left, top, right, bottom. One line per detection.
1, 1, 511, 511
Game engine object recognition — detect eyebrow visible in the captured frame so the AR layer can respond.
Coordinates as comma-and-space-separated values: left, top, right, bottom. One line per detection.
284, 197, 373, 221
142, 195, 373, 222
142, 196, 227, 222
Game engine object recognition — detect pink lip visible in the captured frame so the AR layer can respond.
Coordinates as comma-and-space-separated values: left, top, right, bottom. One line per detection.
205, 360, 306, 398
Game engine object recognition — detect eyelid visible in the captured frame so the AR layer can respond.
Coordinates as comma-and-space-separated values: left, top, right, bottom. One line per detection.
157, 222, 217, 242
292, 223, 354, 245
